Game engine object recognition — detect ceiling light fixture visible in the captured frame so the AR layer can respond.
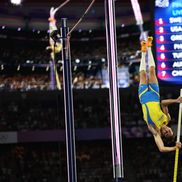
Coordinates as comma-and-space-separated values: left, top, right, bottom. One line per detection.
10, 0, 22, 5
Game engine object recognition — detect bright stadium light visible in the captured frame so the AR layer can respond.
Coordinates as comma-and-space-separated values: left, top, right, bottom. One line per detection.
10, 0, 22, 5
75, 59, 80, 63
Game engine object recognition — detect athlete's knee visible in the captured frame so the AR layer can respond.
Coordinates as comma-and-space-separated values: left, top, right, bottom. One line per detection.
149, 66, 156, 76
140, 70, 146, 79
149, 66, 158, 83
140, 70, 146, 77
139, 71, 147, 84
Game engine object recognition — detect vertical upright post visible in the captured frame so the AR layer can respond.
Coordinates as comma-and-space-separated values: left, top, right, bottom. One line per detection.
49, 61, 56, 90
61, 18, 77, 182
104, 0, 124, 181
173, 89, 182, 182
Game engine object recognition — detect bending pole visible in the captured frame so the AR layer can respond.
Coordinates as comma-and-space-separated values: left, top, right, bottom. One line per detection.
61, 18, 77, 182
173, 89, 182, 182
104, 0, 124, 181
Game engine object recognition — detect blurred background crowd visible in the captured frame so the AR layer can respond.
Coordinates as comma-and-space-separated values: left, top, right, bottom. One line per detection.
0, 35, 140, 91
0, 140, 182, 182
0, 87, 181, 182
0, 88, 180, 131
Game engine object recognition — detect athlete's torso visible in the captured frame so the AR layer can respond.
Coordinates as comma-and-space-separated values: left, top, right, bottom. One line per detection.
142, 101, 169, 129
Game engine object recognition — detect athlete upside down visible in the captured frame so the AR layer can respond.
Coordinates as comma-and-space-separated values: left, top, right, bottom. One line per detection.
139, 36, 182, 152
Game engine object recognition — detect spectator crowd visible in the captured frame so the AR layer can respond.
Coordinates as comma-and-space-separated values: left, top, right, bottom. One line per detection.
0, 88, 179, 131
0, 139, 181, 182
0, 34, 141, 91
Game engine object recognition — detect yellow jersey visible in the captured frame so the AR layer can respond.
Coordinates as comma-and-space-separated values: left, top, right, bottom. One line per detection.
142, 101, 169, 129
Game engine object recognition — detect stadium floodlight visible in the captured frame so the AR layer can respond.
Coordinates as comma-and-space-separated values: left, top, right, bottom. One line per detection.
10, 0, 22, 5
75, 59, 80, 63
101, 58, 106, 62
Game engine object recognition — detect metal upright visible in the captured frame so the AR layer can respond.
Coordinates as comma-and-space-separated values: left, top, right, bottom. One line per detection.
104, 0, 124, 181
61, 18, 77, 182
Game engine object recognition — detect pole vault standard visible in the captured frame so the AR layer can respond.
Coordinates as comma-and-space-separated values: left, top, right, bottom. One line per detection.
104, 0, 124, 181
61, 18, 77, 182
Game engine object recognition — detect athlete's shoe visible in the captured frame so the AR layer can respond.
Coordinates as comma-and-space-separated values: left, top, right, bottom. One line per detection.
147, 36, 153, 47
141, 40, 147, 52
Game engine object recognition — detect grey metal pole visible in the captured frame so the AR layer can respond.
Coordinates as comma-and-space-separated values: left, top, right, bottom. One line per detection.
61, 18, 77, 182
104, 0, 124, 181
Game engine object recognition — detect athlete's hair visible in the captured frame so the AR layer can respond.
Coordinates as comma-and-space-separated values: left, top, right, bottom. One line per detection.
161, 134, 175, 146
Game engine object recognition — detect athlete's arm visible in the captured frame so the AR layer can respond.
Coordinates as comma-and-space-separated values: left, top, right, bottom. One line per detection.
148, 125, 180, 152
161, 96, 182, 121
161, 96, 182, 106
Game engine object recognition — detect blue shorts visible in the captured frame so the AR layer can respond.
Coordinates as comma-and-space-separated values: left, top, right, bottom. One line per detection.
138, 83, 160, 104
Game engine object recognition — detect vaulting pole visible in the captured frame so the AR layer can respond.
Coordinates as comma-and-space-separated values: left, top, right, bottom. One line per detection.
104, 0, 124, 181
61, 18, 77, 182
173, 89, 182, 182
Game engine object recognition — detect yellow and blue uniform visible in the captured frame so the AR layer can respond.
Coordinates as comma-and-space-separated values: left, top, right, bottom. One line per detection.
138, 83, 168, 129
